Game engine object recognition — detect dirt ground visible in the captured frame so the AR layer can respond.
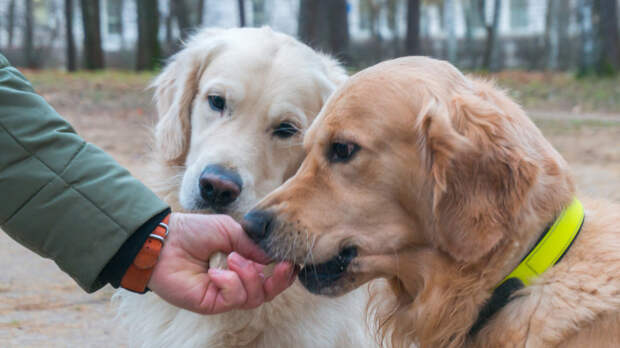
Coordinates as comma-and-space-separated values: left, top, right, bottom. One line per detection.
1, 71, 618, 347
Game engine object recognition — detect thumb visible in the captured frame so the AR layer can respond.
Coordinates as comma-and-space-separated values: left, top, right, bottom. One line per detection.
204, 215, 271, 264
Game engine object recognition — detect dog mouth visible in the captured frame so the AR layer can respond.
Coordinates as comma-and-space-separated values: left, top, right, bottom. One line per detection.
297, 246, 358, 295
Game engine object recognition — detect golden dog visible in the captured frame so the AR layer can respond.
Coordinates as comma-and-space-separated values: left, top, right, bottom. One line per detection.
244, 57, 620, 347
115, 27, 374, 348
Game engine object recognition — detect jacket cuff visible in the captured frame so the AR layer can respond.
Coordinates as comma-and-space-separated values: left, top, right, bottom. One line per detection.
97, 208, 171, 289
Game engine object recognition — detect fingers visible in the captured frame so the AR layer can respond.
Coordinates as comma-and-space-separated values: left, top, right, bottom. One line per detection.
208, 215, 271, 264
226, 252, 265, 309
263, 262, 296, 302
207, 268, 248, 314
206, 259, 295, 313
157, 213, 295, 315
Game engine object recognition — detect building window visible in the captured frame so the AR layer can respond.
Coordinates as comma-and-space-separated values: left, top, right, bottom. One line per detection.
107, 0, 123, 35
510, 0, 529, 29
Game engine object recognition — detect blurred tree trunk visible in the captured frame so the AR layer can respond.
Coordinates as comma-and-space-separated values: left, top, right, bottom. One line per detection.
118, 0, 126, 50
298, 0, 349, 62
578, 0, 595, 75
7, 0, 15, 49
406, 0, 420, 55
80, 0, 104, 70
386, 0, 398, 35
238, 0, 246, 27
172, 0, 191, 40
463, 0, 475, 47
545, 0, 572, 71
556, 0, 570, 70
298, 0, 319, 46
65, 0, 77, 71
360, 0, 381, 41
444, 0, 457, 62
544, 0, 559, 70
597, 0, 619, 73
24, 0, 35, 68
166, 0, 174, 47
252, 0, 266, 27
327, 0, 349, 60
136, 0, 160, 71
197, 0, 205, 26
479, 0, 501, 70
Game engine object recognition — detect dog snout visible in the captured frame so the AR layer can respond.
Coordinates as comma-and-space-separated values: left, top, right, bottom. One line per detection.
242, 210, 274, 243
199, 164, 243, 208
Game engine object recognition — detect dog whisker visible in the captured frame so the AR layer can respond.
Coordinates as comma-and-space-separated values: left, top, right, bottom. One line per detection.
309, 235, 320, 285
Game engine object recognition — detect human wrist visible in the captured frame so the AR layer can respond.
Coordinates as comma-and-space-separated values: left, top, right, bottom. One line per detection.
96, 209, 170, 289
120, 213, 171, 293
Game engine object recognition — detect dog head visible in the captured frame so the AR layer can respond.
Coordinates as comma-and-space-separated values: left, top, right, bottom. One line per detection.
152, 27, 347, 219
244, 57, 574, 296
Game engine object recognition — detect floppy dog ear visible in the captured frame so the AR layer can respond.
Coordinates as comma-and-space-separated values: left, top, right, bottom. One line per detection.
314, 53, 348, 102
418, 91, 538, 263
318, 53, 348, 87
151, 28, 224, 165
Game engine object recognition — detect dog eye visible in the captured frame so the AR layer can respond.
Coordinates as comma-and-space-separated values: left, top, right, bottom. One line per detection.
273, 122, 299, 139
329, 142, 360, 163
207, 95, 226, 112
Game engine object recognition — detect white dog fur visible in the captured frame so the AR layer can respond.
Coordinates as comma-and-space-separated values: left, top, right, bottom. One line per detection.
114, 27, 374, 348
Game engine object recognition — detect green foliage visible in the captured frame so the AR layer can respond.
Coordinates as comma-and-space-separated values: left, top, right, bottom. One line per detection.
487, 71, 620, 113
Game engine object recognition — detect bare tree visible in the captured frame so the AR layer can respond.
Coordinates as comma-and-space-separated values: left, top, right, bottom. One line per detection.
298, 0, 349, 62
578, 0, 595, 75
172, 0, 191, 40
24, 0, 35, 68
65, 0, 77, 71
197, 0, 205, 26
359, 0, 381, 41
166, 0, 174, 47
238, 0, 246, 27
597, 0, 620, 73
252, 0, 266, 27
463, 0, 484, 56
80, 0, 104, 69
298, 0, 319, 46
6, 0, 16, 49
385, 0, 399, 35
136, 0, 160, 70
544, 0, 558, 70
406, 0, 421, 55
444, 0, 457, 62
478, 0, 501, 70
328, 0, 349, 60
116, 0, 126, 49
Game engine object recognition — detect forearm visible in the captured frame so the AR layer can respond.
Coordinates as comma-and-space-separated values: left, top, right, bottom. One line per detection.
0, 53, 169, 292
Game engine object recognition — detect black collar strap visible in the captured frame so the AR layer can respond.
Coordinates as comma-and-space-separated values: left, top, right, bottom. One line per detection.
469, 198, 585, 337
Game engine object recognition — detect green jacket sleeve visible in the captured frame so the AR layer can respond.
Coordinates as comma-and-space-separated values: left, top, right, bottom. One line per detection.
0, 54, 169, 292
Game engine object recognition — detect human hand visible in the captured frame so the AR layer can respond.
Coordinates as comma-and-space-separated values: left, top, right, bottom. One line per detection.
147, 213, 296, 314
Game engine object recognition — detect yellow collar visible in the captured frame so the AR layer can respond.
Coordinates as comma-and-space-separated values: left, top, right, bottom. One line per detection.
470, 198, 585, 336
497, 197, 585, 288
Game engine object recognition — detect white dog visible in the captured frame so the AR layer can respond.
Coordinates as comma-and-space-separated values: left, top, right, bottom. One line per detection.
114, 27, 374, 348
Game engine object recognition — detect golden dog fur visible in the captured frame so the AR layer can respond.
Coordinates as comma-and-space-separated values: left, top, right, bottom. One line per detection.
250, 57, 620, 347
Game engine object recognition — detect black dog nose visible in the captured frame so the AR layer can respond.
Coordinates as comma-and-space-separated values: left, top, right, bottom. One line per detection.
199, 164, 243, 207
242, 210, 274, 243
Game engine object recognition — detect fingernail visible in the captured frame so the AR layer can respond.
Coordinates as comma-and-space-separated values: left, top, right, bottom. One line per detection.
229, 252, 249, 268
